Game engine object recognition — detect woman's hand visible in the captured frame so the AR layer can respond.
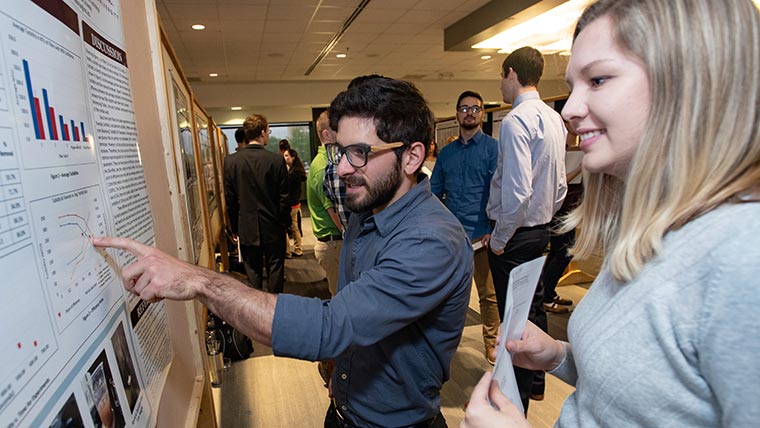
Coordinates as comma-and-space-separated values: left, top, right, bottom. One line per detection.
461, 372, 532, 428
506, 321, 566, 371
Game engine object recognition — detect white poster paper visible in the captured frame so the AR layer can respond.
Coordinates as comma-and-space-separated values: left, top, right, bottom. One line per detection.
0, 1, 172, 426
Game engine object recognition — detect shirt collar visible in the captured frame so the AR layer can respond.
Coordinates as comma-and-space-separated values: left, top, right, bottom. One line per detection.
360, 173, 430, 237
513, 90, 540, 108
458, 129, 487, 146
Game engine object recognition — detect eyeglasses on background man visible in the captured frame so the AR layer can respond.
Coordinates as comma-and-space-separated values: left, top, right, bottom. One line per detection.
457, 105, 482, 114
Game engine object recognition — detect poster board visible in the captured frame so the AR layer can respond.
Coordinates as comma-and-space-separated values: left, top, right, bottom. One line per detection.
434, 118, 459, 150
205, 120, 224, 248
0, 1, 174, 426
491, 107, 511, 139
193, 108, 216, 217
171, 76, 203, 262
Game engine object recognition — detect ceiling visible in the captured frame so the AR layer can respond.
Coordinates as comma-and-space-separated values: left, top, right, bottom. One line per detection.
155, 0, 570, 119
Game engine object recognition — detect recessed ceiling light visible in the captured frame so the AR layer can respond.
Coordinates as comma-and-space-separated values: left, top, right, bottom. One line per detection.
231, 107, 242, 111
481, 55, 492, 60
336, 53, 347, 58
208, 73, 218, 77
191, 24, 205, 30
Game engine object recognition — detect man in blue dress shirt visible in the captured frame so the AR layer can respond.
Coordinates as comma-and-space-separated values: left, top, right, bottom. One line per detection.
431, 90, 500, 365
95, 77, 472, 428
486, 46, 567, 412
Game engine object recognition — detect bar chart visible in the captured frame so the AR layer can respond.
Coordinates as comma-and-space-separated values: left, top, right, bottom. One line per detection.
3, 18, 95, 169
23, 60, 87, 143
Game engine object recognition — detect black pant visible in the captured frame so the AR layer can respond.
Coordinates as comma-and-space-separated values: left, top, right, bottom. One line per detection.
240, 238, 286, 293
540, 225, 575, 303
488, 226, 550, 412
324, 402, 447, 428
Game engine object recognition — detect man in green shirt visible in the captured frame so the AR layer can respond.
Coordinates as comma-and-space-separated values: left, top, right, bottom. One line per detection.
307, 110, 343, 295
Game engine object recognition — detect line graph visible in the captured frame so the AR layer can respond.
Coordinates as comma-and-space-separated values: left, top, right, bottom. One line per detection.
59, 212, 98, 278
30, 185, 113, 331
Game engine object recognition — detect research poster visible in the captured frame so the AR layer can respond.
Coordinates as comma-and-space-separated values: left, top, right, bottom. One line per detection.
171, 78, 202, 262
195, 111, 216, 216
0, 1, 172, 427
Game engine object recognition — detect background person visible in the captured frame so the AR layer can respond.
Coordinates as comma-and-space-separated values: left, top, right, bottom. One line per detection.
234, 127, 246, 151
307, 111, 344, 295
431, 90, 500, 365
422, 139, 438, 176
540, 125, 583, 314
463, 0, 760, 426
278, 138, 290, 155
486, 46, 567, 411
283, 148, 306, 257
223, 114, 290, 293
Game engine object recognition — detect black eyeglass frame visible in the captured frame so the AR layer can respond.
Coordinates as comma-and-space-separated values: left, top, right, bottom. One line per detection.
325, 142, 405, 168
456, 105, 483, 114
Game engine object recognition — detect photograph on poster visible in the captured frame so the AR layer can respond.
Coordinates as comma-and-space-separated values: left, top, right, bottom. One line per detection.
47, 393, 85, 428
110, 321, 141, 412
81, 351, 125, 428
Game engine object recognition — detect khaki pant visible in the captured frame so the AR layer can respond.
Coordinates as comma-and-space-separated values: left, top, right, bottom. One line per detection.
314, 240, 342, 295
287, 206, 302, 255
474, 247, 499, 347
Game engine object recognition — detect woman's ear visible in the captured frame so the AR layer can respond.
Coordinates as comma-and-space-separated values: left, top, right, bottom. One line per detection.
402, 141, 426, 175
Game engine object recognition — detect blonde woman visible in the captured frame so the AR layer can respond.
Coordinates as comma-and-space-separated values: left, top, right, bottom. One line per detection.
463, 0, 760, 427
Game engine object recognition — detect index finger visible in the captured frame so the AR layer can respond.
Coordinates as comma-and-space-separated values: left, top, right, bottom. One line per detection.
92, 236, 152, 258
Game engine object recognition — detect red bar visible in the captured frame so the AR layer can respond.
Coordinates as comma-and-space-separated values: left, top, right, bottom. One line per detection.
74, 125, 80, 141
63, 123, 69, 141
33, 97, 46, 140
49, 107, 58, 140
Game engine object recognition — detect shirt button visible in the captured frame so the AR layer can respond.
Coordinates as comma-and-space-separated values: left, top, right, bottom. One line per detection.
341, 373, 348, 380
341, 405, 347, 411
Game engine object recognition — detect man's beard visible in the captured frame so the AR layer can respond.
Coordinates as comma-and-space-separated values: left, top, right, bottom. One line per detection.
344, 160, 403, 212
459, 118, 481, 131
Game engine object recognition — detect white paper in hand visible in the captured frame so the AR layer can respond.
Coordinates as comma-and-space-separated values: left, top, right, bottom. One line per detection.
491, 256, 546, 414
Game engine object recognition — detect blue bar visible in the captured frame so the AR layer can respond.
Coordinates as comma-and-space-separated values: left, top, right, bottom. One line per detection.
59, 115, 67, 141
70, 119, 77, 141
22, 60, 40, 139
80, 122, 85, 141
42, 89, 54, 140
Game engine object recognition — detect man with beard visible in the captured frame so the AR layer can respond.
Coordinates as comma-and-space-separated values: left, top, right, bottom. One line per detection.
430, 90, 500, 365
94, 77, 472, 428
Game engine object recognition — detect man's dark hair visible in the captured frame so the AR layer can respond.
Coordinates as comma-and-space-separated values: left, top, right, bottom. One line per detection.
234, 127, 245, 144
278, 139, 291, 152
457, 90, 484, 108
347, 74, 385, 90
329, 77, 434, 160
502, 46, 544, 87
242, 114, 268, 143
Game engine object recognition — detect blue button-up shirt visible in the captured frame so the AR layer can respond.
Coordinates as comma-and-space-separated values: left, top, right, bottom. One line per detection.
430, 130, 498, 240
272, 175, 473, 427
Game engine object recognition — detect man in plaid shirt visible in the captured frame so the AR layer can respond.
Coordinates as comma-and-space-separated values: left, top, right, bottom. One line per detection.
323, 160, 350, 231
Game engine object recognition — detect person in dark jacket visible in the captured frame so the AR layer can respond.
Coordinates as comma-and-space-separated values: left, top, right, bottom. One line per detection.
223, 113, 290, 293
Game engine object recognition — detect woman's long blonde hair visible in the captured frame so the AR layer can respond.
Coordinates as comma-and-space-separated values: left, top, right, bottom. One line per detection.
566, 0, 760, 282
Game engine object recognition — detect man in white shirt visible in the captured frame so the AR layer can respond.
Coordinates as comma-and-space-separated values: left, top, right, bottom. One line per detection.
485, 46, 567, 412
